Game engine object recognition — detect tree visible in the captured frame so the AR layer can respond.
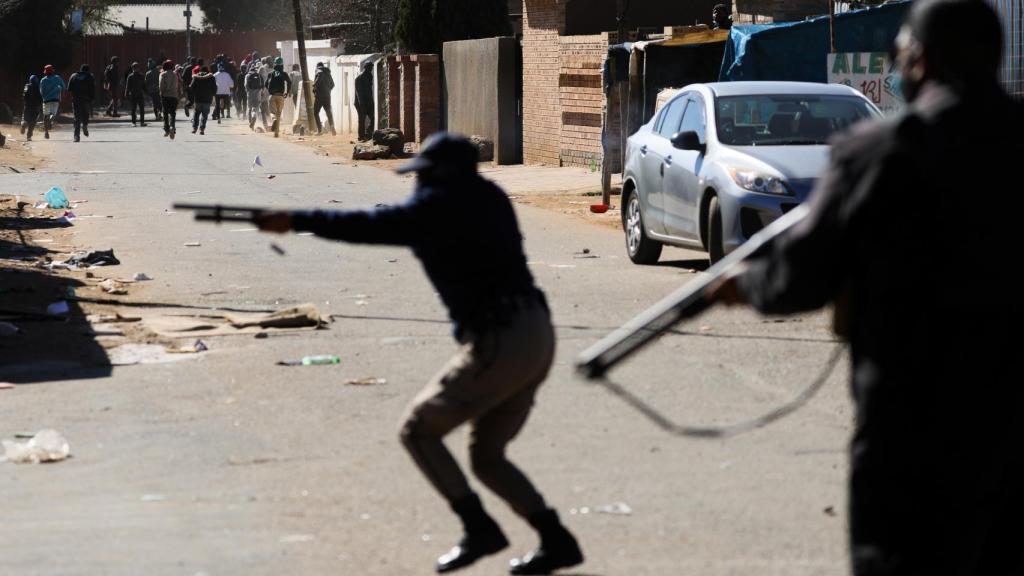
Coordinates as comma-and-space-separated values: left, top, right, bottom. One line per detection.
305, 0, 400, 53
197, 0, 293, 32
395, 0, 511, 54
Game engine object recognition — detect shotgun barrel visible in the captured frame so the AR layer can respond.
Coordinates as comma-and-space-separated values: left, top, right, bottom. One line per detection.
172, 203, 269, 223
575, 204, 810, 380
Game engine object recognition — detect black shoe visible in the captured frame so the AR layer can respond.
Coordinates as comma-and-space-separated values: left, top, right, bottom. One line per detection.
436, 528, 509, 573
192, 128, 198, 134
44, 132, 49, 139
74, 136, 80, 142
200, 129, 205, 135
83, 127, 89, 137
508, 510, 583, 575
140, 123, 147, 127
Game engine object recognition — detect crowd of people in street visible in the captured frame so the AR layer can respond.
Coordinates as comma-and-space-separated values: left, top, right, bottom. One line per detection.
16, 49, 358, 142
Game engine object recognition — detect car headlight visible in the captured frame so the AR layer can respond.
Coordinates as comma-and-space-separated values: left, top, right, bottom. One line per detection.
728, 168, 790, 195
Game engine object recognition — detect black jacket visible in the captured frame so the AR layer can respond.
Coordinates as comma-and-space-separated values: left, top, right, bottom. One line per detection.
313, 68, 334, 100
355, 69, 373, 109
190, 73, 217, 104
267, 68, 291, 96
124, 71, 146, 98
23, 82, 43, 110
737, 81, 1024, 567
292, 174, 541, 338
68, 71, 96, 102
145, 68, 160, 94
104, 64, 119, 87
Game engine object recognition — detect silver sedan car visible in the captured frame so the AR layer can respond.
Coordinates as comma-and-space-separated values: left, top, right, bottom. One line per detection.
622, 81, 881, 264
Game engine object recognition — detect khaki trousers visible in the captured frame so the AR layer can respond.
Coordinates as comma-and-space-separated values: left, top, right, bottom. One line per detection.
400, 300, 555, 518
269, 95, 286, 136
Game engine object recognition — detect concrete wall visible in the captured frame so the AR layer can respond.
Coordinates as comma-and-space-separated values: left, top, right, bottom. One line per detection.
443, 37, 521, 165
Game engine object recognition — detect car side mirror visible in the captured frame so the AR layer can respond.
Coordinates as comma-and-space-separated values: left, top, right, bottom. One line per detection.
671, 131, 705, 153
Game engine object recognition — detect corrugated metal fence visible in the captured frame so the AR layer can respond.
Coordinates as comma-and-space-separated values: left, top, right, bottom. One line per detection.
74, 31, 294, 77
989, 0, 1023, 98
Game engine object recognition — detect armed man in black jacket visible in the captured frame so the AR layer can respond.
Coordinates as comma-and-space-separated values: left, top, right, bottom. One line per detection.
124, 62, 148, 127
256, 133, 584, 575
712, 1, 1024, 574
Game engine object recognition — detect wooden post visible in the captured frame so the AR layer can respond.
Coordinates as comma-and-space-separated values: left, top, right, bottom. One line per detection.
829, 0, 837, 53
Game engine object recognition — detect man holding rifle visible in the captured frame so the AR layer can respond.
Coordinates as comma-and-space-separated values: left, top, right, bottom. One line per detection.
255, 133, 584, 574
711, 1, 1023, 574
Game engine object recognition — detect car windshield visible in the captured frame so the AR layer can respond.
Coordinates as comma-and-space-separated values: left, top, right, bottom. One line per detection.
715, 94, 879, 146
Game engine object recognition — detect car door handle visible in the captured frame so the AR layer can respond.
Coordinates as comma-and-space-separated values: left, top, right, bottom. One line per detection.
660, 163, 665, 177
640, 145, 647, 155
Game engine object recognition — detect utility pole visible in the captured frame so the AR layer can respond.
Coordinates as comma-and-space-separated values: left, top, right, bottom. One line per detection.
829, 0, 837, 53
184, 0, 193, 58
292, 0, 317, 135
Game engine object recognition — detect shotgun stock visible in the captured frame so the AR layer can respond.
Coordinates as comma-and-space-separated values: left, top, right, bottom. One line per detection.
575, 204, 810, 380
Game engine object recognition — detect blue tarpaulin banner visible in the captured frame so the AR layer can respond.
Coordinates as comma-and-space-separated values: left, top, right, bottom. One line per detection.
719, 1, 911, 83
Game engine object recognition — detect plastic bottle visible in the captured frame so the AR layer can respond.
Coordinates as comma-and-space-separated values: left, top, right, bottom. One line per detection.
302, 355, 341, 366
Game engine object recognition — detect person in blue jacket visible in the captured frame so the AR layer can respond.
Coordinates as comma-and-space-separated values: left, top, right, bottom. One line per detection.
39, 64, 66, 139
256, 133, 584, 575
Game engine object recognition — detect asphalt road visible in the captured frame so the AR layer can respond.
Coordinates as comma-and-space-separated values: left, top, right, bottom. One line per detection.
1, 118, 853, 576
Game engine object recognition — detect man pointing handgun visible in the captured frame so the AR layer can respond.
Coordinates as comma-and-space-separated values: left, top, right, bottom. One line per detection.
258, 133, 584, 575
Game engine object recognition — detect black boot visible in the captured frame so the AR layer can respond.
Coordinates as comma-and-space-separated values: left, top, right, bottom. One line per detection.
436, 494, 509, 574
509, 509, 583, 575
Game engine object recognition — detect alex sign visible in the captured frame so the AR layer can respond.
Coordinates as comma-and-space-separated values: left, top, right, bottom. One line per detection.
828, 52, 904, 115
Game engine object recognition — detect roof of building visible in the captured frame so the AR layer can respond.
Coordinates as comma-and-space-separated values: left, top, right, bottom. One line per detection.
89, 3, 206, 35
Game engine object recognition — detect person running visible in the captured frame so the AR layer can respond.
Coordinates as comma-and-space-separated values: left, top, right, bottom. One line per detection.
145, 59, 162, 121
67, 65, 95, 143
212, 63, 234, 123
266, 57, 292, 138
39, 65, 65, 140
313, 62, 336, 136
124, 61, 148, 127
255, 133, 585, 575
159, 60, 181, 139
189, 65, 217, 136
244, 62, 266, 131
21, 75, 42, 142
103, 56, 121, 117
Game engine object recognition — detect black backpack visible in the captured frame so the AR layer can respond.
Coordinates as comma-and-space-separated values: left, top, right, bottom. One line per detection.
245, 72, 262, 90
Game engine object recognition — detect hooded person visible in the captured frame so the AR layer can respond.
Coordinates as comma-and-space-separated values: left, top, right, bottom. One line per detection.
159, 59, 182, 139
255, 133, 585, 575
124, 61, 148, 126
182, 57, 196, 117
312, 62, 336, 136
189, 65, 217, 135
103, 56, 121, 116
266, 56, 292, 138
21, 75, 43, 141
212, 63, 234, 122
145, 58, 162, 121
39, 64, 66, 139
67, 64, 96, 142
354, 62, 374, 141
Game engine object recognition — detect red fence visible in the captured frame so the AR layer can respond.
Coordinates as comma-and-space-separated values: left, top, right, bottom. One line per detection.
74, 30, 295, 74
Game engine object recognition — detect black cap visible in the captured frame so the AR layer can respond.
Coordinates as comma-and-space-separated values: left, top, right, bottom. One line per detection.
395, 132, 479, 175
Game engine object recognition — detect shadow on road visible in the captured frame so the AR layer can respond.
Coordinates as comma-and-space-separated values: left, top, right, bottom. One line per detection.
656, 257, 710, 271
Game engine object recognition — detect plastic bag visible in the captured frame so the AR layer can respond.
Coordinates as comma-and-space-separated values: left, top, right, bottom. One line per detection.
45, 187, 69, 209
2, 429, 71, 464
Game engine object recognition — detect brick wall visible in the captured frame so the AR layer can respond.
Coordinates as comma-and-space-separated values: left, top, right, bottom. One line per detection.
413, 55, 441, 143
522, 0, 565, 165
733, 0, 828, 23
387, 54, 441, 143
558, 34, 608, 168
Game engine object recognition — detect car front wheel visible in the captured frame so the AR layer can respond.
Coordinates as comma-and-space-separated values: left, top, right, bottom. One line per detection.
625, 190, 663, 264
707, 195, 725, 265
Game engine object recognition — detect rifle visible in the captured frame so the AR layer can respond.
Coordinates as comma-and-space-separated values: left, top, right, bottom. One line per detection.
575, 204, 811, 380
172, 203, 269, 223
